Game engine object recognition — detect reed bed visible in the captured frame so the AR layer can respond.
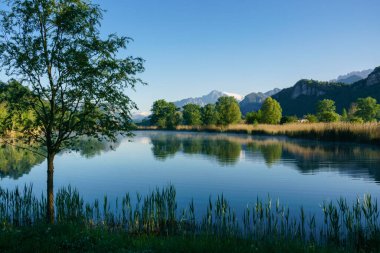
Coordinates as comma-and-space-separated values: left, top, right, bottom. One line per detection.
0, 185, 379, 252
139, 123, 380, 144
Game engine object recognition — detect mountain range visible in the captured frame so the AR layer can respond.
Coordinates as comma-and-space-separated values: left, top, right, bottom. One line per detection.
273, 67, 380, 117
332, 69, 373, 84
173, 90, 244, 108
239, 88, 281, 114
133, 67, 379, 122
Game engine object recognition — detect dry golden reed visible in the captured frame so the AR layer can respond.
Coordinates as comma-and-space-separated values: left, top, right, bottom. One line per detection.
138, 122, 380, 144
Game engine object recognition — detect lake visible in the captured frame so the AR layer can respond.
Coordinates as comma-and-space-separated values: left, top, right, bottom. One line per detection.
1, 130, 380, 218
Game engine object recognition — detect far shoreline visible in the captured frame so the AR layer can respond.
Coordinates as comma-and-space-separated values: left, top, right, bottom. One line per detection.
136, 122, 380, 146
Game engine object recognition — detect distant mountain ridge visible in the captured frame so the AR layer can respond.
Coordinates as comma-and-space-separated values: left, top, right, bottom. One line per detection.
143, 67, 379, 120
272, 67, 380, 117
239, 88, 281, 114
332, 69, 373, 84
173, 90, 243, 108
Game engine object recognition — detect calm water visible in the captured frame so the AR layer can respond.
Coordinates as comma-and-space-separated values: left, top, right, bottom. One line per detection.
1, 131, 380, 217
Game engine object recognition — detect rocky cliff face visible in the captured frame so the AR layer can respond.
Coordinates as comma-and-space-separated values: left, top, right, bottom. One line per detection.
272, 66, 380, 117
366, 67, 380, 86
291, 80, 326, 99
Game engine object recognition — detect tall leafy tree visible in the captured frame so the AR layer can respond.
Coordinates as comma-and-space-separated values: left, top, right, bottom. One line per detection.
182, 103, 202, 126
215, 96, 241, 126
260, 97, 282, 124
355, 97, 380, 122
0, 0, 145, 223
316, 99, 340, 122
150, 100, 181, 129
201, 104, 218, 125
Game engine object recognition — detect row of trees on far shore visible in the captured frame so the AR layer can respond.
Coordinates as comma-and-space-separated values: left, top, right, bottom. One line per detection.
147, 96, 380, 128
149, 97, 241, 128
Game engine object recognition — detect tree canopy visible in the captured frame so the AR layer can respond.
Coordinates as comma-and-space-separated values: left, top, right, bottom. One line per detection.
260, 97, 282, 124
316, 99, 340, 122
201, 104, 218, 125
354, 97, 380, 122
0, 0, 145, 223
182, 103, 202, 126
150, 100, 181, 129
215, 97, 241, 125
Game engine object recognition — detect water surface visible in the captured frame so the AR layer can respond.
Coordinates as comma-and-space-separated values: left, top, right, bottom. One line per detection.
1, 131, 380, 217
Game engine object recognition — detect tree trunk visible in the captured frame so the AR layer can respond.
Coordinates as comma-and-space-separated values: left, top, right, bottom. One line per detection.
47, 153, 55, 224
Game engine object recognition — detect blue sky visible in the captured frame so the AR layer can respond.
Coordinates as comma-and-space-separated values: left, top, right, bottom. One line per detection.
2, 0, 380, 112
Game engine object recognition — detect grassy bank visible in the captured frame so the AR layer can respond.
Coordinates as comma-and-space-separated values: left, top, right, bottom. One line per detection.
138, 122, 380, 145
0, 224, 354, 253
1, 185, 380, 252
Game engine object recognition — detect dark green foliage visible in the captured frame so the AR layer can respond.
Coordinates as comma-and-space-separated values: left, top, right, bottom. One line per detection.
245, 110, 262, 124
305, 114, 318, 123
355, 97, 380, 122
201, 104, 219, 125
281, 115, 298, 124
260, 97, 282, 124
316, 99, 340, 122
341, 108, 348, 122
150, 100, 181, 129
0, 225, 353, 253
182, 103, 202, 126
215, 96, 242, 126
317, 112, 340, 123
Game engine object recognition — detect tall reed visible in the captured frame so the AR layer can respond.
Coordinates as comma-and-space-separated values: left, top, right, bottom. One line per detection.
0, 184, 379, 250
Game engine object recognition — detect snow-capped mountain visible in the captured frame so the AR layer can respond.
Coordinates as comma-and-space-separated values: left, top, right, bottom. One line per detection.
222, 92, 244, 101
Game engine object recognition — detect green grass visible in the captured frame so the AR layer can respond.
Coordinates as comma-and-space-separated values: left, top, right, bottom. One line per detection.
0, 185, 380, 252
0, 224, 355, 253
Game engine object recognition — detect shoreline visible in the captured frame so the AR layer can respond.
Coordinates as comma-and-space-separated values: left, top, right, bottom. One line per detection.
136, 122, 380, 146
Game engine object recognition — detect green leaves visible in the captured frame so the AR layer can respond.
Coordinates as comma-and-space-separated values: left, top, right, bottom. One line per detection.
201, 104, 218, 125
182, 103, 202, 126
354, 97, 380, 122
0, 0, 145, 154
260, 97, 282, 124
150, 100, 181, 129
215, 96, 241, 126
316, 99, 340, 123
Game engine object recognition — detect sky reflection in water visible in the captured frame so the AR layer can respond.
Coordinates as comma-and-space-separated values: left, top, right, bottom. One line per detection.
1, 131, 380, 217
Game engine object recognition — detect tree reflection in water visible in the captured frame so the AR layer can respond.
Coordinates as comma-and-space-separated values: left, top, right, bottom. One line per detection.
0, 137, 121, 179
148, 132, 380, 182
